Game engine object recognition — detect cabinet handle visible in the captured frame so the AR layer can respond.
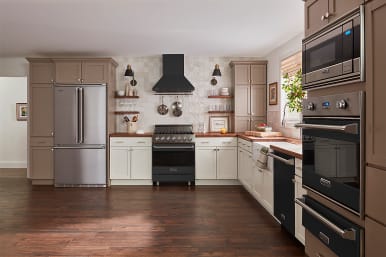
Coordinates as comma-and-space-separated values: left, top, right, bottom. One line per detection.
78, 78, 81, 82
114, 141, 125, 143
292, 178, 296, 184
201, 141, 209, 144
321, 15, 326, 21
51, 131, 54, 136
316, 254, 324, 257
37, 141, 45, 144
81, 79, 84, 83
136, 141, 146, 144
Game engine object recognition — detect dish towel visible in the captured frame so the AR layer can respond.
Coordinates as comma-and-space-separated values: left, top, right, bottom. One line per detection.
256, 146, 269, 169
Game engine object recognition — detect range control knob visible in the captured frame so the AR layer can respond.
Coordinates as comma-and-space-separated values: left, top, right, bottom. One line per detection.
306, 102, 315, 111
336, 100, 347, 109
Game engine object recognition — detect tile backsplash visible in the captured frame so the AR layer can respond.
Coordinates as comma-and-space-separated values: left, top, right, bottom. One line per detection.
113, 56, 261, 133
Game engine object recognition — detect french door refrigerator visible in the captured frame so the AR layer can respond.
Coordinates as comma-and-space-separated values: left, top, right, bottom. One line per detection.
53, 84, 106, 187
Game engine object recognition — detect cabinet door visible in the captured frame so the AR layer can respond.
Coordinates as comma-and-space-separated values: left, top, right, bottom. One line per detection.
30, 147, 53, 179
305, 0, 329, 37
238, 148, 245, 182
294, 175, 306, 245
366, 0, 386, 169
217, 147, 237, 179
262, 167, 274, 215
253, 166, 264, 200
245, 152, 254, 190
365, 217, 386, 257
82, 61, 109, 84
250, 64, 266, 85
250, 84, 266, 117
30, 84, 53, 137
328, 0, 362, 25
30, 62, 54, 84
55, 60, 82, 84
131, 147, 152, 179
234, 65, 250, 85
366, 166, 386, 225
196, 147, 217, 179
234, 116, 250, 132
235, 85, 250, 116
110, 147, 130, 179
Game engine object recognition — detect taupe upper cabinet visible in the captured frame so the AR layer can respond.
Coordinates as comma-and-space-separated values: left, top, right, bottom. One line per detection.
54, 59, 109, 84
304, 0, 362, 37
366, 0, 386, 169
29, 61, 54, 84
30, 85, 53, 137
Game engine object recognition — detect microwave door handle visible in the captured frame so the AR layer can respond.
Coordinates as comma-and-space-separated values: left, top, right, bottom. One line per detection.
295, 123, 358, 135
295, 198, 356, 241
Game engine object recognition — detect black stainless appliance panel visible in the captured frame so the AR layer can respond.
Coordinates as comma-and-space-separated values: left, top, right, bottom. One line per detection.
299, 196, 362, 257
302, 118, 360, 212
273, 151, 295, 235
152, 144, 195, 178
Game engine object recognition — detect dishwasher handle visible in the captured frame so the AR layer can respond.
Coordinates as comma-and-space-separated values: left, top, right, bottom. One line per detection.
267, 152, 294, 166
295, 197, 356, 241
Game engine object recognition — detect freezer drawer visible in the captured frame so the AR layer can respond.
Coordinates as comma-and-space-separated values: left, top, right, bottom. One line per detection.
54, 147, 106, 186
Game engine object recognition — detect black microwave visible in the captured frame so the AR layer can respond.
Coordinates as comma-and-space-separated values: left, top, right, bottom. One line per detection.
302, 6, 364, 90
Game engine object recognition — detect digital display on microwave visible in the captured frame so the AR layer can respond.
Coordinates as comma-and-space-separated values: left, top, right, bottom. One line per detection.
322, 101, 330, 108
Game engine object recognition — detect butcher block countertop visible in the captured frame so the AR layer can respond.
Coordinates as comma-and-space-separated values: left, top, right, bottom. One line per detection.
195, 133, 238, 137
269, 143, 302, 160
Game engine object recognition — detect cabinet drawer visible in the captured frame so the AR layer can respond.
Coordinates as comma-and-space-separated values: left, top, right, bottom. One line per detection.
196, 137, 237, 147
110, 137, 151, 147
366, 166, 386, 224
365, 217, 386, 257
30, 137, 53, 146
305, 230, 338, 257
238, 139, 252, 152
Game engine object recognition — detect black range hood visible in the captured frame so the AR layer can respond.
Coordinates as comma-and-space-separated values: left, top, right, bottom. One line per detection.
152, 54, 195, 94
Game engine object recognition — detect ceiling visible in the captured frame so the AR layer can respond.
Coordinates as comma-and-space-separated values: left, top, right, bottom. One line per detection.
0, 0, 304, 58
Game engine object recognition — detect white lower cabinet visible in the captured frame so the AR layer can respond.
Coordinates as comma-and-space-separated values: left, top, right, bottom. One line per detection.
109, 137, 152, 185
294, 159, 306, 245
252, 157, 274, 215
195, 137, 238, 181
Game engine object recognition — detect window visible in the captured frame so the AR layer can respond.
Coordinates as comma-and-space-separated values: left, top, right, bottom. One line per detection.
280, 52, 303, 127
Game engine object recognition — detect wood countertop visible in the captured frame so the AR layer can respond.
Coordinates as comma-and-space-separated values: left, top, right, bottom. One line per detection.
270, 144, 302, 159
195, 133, 237, 137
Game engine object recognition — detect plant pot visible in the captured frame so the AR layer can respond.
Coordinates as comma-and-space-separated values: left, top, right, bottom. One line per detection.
127, 122, 137, 133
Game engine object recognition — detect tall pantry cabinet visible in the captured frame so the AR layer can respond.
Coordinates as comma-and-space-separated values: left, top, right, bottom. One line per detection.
364, 0, 386, 256
230, 61, 267, 132
27, 58, 117, 185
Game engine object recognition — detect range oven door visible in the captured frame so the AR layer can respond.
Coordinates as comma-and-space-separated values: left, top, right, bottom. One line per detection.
152, 144, 195, 180
299, 117, 362, 214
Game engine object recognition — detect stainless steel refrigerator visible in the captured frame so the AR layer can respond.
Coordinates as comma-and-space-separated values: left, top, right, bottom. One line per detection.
53, 84, 106, 187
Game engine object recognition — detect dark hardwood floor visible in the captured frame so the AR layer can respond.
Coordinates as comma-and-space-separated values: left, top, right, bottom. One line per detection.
0, 177, 305, 256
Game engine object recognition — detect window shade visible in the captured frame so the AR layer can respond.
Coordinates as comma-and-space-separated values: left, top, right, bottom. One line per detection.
281, 51, 302, 77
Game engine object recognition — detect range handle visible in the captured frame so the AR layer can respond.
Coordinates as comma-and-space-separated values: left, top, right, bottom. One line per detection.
295, 197, 356, 241
267, 152, 294, 166
295, 123, 358, 135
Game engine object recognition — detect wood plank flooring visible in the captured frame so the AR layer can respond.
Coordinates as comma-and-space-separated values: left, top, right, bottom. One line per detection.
0, 177, 305, 256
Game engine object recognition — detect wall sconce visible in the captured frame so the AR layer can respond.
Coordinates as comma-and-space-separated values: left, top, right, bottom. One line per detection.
211, 64, 221, 85
124, 64, 137, 86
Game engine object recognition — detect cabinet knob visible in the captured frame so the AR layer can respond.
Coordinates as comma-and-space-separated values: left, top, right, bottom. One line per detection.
325, 12, 330, 18
51, 131, 54, 136
78, 78, 81, 82
321, 15, 326, 21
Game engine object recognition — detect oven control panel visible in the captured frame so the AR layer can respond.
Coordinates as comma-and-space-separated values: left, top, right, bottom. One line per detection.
302, 91, 362, 117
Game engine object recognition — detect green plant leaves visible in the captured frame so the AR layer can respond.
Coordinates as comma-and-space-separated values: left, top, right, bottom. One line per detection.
282, 69, 305, 113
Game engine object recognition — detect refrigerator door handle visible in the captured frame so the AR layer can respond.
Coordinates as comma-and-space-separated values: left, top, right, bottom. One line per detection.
79, 87, 84, 143
53, 145, 106, 150
75, 87, 80, 144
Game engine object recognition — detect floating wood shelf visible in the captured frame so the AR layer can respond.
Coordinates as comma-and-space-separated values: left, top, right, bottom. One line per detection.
208, 95, 233, 99
208, 111, 234, 114
114, 95, 139, 99
114, 111, 140, 115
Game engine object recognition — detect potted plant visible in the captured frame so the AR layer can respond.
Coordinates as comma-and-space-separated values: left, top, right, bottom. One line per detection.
282, 69, 305, 113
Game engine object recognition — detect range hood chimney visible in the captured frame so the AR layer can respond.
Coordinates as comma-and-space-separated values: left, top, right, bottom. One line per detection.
152, 54, 195, 94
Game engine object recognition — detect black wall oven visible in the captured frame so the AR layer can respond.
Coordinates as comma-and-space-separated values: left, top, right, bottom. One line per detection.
296, 91, 365, 216
302, 6, 364, 90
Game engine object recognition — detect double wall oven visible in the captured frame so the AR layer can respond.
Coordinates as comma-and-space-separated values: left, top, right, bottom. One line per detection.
296, 91, 364, 256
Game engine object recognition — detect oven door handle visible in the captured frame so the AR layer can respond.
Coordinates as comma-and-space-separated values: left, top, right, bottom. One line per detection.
295, 197, 356, 241
152, 145, 195, 150
267, 152, 294, 166
295, 123, 358, 135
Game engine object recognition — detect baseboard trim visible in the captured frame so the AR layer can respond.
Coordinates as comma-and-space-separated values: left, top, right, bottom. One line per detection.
195, 179, 241, 186
110, 179, 153, 186
0, 161, 27, 168
31, 179, 54, 185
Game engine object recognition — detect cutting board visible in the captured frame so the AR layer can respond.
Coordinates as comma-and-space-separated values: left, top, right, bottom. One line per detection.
245, 131, 283, 137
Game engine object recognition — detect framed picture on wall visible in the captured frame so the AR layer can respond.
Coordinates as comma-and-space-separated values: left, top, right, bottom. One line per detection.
209, 116, 229, 132
16, 103, 28, 121
269, 82, 278, 105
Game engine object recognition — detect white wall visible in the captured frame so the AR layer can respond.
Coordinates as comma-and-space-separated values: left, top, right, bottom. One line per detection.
264, 33, 303, 139
113, 56, 262, 133
0, 77, 28, 168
